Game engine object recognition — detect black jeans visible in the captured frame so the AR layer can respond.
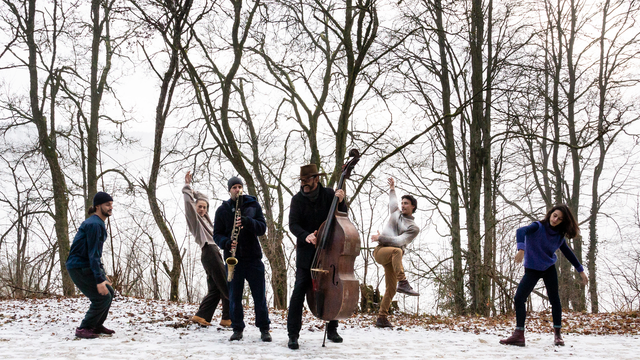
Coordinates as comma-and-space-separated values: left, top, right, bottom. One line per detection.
514, 265, 562, 329
287, 267, 338, 338
68, 267, 114, 329
228, 257, 270, 331
195, 243, 230, 322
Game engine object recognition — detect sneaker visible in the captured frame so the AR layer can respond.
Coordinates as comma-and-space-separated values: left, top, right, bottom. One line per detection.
229, 329, 243, 341
260, 328, 272, 342
94, 324, 116, 335
190, 315, 211, 327
396, 280, 419, 296
288, 335, 299, 350
219, 319, 232, 328
75, 327, 99, 339
375, 315, 393, 328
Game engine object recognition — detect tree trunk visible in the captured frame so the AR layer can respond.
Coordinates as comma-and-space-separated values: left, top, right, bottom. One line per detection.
467, 0, 485, 314
25, 0, 74, 296
434, 0, 465, 314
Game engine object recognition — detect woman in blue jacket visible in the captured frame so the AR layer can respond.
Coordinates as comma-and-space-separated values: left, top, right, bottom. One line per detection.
500, 204, 588, 347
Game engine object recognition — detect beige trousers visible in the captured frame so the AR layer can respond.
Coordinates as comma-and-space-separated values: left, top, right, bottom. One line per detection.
373, 245, 406, 316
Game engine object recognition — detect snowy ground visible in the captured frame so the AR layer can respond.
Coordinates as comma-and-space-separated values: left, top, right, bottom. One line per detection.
0, 296, 638, 359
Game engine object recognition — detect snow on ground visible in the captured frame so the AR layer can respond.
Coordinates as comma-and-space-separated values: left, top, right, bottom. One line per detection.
0, 296, 638, 359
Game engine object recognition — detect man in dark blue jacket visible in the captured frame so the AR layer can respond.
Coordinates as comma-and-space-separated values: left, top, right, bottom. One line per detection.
214, 176, 271, 342
287, 164, 346, 350
66, 192, 116, 339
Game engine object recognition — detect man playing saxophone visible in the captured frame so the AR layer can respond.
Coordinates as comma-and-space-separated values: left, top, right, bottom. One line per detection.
213, 176, 271, 342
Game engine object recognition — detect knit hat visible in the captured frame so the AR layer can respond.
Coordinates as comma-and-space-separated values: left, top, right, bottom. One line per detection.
227, 176, 243, 191
93, 191, 113, 206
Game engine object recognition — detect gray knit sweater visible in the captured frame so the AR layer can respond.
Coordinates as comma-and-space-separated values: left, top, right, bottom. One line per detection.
183, 184, 216, 249
377, 189, 420, 249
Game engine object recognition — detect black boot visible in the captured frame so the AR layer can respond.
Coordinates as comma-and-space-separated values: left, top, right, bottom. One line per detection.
260, 328, 272, 342
288, 335, 299, 350
229, 329, 243, 341
326, 327, 343, 343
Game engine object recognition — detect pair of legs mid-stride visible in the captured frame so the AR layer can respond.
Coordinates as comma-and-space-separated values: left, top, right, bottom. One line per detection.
500, 265, 565, 347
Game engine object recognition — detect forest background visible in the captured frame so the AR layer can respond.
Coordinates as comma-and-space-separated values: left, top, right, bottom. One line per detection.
1, 0, 639, 318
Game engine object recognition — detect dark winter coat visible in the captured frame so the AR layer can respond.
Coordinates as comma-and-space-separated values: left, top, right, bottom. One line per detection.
66, 215, 108, 283
213, 194, 267, 260
288, 183, 347, 270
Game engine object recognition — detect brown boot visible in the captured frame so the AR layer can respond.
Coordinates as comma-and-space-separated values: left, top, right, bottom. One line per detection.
499, 329, 525, 346
375, 315, 393, 328
396, 280, 419, 296
219, 319, 232, 328
190, 315, 211, 326
554, 328, 564, 346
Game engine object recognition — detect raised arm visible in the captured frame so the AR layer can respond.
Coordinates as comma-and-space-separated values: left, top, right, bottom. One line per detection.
388, 178, 399, 214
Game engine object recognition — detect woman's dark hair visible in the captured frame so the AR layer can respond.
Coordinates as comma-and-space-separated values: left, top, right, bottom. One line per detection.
88, 205, 97, 215
542, 204, 580, 239
401, 195, 418, 214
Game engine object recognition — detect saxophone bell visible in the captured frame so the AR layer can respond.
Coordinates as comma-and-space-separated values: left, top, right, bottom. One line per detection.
226, 256, 238, 282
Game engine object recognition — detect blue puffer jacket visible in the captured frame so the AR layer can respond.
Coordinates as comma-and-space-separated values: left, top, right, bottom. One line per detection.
213, 194, 267, 260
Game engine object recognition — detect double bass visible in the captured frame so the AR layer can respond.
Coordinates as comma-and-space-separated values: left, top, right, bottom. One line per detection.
308, 149, 361, 323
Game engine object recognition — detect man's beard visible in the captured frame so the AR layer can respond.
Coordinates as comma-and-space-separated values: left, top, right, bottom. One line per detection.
99, 207, 112, 217
302, 185, 312, 193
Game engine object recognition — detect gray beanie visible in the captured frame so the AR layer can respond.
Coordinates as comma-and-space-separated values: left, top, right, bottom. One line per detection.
227, 176, 243, 191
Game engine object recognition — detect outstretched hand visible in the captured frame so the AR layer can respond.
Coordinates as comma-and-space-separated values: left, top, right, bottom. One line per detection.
388, 177, 395, 190
371, 230, 380, 242
185, 171, 192, 185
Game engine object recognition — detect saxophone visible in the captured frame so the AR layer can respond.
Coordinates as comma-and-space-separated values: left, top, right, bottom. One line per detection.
226, 189, 242, 281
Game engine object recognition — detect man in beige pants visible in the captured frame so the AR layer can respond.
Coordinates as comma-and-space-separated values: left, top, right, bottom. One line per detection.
371, 178, 420, 328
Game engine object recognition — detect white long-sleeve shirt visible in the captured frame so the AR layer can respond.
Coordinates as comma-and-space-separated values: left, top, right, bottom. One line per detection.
377, 189, 419, 249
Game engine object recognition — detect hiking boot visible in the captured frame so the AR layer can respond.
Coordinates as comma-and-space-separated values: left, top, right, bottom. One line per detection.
554, 328, 564, 346
260, 328, 272, 342
94, 324, 115, 335
375, 315, 393, 328
499, 329, 525, 346
219, 319, 232, 328
396, 280, 419, 296
326, 328, 343, 343
288, 335, 299, 350
190, 315, 211, 326
75, 327, 99, 339
229, 329, 243, 341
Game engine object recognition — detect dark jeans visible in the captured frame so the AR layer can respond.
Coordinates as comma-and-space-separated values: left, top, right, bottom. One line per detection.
68, 267, 114, 329
287, 267, 338, 338
514, 265, 562, 329
195, 243, 230, 322
228, 257, 270, 331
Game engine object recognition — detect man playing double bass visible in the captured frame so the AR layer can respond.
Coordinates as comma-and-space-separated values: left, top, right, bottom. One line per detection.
287, 164, 346, 350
